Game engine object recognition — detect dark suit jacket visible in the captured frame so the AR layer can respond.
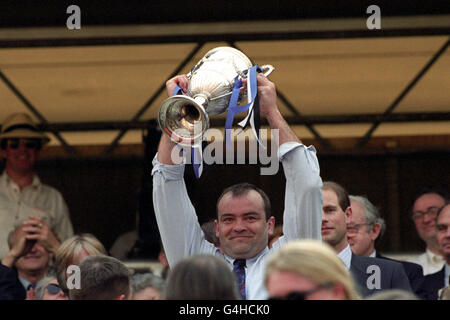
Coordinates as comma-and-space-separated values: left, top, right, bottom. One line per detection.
350, 253, 412, 298
376, 253, 426, 299
0, 263, 26, 300
422, 267, 445, 300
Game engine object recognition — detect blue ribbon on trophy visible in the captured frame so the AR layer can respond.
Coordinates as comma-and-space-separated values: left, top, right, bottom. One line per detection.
224, 64, 264, 151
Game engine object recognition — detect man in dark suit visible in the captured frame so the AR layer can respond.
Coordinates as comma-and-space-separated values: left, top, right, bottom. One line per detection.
422, 202, 450, 300
348, 195, 426, 298
321, 181, 412, 298
0, 263, 26, 299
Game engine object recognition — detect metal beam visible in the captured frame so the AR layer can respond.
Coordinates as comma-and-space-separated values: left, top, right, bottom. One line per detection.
0, 70, 78, 156
34, 112, 450, 132
102, 42, 205, 155
1, 28, 449, 49
229, 41, 331, 148
356, 37, 450, 147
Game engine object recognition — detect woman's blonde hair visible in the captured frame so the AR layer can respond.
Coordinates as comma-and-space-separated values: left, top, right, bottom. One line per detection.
55, 233, 107, 293
265, 239, 360, 300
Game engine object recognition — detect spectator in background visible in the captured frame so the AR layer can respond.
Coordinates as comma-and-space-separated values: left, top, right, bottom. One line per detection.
265, 239, 360, 300
0, 260, 26, 300
34, 273, 67, 300
1, 225, 54, 296
0, 112, 74, 259
130, 272, 165, 300
407, 189, 446, 275
422, 202, 450, 300
268, 225, 283, 249
321, 181, 411, 297
54, 233, 107, 295
201, 220, 220, 248
348, 195, 426, 298
164, 254, 240, 300
69, 255, 131, 300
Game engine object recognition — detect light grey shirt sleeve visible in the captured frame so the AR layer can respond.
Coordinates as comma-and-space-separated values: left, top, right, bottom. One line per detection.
273, 142, 323, 248
151, 156, 216, 268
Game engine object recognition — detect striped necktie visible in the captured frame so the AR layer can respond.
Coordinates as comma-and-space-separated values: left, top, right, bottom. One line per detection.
233, 259, 246, 300
27, 283, 36, 291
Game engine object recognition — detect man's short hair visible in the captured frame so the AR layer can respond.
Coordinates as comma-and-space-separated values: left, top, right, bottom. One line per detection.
350, 195, 386, 238
69, 255, 130, 300
411, 188, 448, 208
216, 182, 271, 220
130, 273, 165, 298
322, 181, 350, 212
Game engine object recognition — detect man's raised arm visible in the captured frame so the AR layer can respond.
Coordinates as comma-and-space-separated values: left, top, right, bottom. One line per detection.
257, 74, 323, 244
152, 75, 215, 267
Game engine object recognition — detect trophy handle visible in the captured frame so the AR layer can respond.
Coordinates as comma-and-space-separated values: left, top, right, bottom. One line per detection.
260, 64, 275, 77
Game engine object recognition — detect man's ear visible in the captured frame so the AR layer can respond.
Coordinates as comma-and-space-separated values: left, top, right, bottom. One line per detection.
370, 223, 381, 241
344, 206, 352, 224
214, 219, 219, 238
267, 216, 275, 237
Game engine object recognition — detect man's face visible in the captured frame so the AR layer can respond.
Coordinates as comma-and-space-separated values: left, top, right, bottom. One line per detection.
215, 190, 274, 259
321, 189, 350, 252
14, 228, 52, 273
412, 193, 445, 243
1, 138, 39, 175
436, 204, 450, 261
347, 200, 378, 257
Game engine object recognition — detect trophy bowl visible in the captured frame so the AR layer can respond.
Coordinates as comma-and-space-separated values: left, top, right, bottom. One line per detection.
158, 46, 274, 146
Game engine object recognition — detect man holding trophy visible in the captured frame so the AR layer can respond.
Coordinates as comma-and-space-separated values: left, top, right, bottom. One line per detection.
152, 47, 323, 299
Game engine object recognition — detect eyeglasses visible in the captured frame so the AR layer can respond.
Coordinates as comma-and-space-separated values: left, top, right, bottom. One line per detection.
411, 207, 440, 221
347, 223, 371, 235
268, 283, 334, 300
6, 138, 41, 150
45, 283, 62, 295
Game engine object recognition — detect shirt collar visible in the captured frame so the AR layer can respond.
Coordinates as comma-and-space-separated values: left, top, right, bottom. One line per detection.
337, 244, 352, 270
222, 246, 269, 267
2, 171, 41, 190
18, 276, 32, 291
426, 248, 445, 264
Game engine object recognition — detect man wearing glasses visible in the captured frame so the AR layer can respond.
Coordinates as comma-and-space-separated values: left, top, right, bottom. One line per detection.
321, 181, 411, 297
348, 195, 426, 298
422, 202, 450, 299
0, 113, 73, 260
407, 189, 447, 275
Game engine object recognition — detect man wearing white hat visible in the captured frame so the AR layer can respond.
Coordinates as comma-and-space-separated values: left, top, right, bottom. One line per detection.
0, 113, 74, 260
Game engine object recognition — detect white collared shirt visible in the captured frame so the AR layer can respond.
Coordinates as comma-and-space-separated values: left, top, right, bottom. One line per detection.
337, 244, 352, 270
0, 172, 74, 259
407, 248, 446, 275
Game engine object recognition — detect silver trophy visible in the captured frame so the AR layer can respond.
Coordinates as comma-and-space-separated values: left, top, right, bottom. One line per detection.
158, 46, 274, 146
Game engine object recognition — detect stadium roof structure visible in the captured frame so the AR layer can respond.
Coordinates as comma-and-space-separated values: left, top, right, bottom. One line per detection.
0, 1, 449, 158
